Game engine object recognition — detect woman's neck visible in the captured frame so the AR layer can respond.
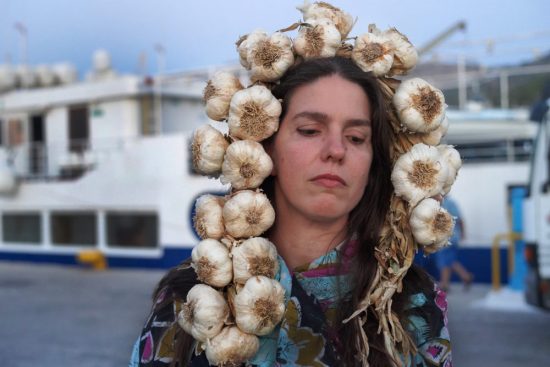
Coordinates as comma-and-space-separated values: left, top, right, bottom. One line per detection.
269, 211, 348, 270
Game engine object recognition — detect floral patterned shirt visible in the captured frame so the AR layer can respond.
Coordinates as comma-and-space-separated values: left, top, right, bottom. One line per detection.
130, 243, 452, 367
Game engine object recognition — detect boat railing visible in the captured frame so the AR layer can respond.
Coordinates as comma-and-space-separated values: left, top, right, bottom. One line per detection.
453, 138, 533, 164
1, 136, 145, 181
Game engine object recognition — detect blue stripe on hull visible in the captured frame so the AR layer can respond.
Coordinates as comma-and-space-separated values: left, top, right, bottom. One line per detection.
0, 247, 513, 284
0, 247, 192, 269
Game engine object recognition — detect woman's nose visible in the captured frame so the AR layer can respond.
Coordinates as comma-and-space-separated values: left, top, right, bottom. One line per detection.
321, 133, 346, 162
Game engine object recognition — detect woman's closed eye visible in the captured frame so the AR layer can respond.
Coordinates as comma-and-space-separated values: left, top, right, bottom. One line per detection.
347, 135, 366, 144
297, 128, 320, 136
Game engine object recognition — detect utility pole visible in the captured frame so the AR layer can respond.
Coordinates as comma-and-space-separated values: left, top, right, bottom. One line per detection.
14, 22, 27, 65
154, 44, 165, 135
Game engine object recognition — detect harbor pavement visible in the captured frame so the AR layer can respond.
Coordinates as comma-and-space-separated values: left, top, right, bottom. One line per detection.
1, 261, 549, 366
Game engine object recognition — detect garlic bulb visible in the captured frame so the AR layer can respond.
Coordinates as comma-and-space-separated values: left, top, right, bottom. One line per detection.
385, 27, 418, 76
410, 198, 455, 253
221, 140, 273, 190
227, 85, 281, 142
177, 284, 229, 342
231, 237, 279, 284
193, 194, 225, 240
236, 29, 268, 69
223, 190, 275, 238
205, 326, 260, 366
204, 71, 244, 121
191, 125, 229, 176
393, 78, 446, 133
351, 32, 394, 77
233, 276, 286, 335
191, 239, 233, 287
294, 18, 341, 59
437, 145, 462, 195
391, 143, 449, 207
297, 0, 354, 39
246, 32, 295, 82
420, 115, 449, 146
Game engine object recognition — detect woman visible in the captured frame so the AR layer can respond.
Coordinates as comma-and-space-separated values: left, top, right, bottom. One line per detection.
130, 57, 451, 367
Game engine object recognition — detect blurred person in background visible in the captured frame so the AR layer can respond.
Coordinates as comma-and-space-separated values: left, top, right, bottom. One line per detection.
529, 82, 550, 123
436, 196, 473, 292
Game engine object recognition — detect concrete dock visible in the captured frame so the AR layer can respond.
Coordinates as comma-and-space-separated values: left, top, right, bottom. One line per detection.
1, 261, 549, 366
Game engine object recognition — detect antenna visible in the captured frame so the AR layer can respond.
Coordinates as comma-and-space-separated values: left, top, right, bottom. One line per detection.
14, 22, 28, 65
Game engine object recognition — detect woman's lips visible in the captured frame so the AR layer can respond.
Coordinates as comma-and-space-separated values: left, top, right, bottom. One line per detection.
311, 174, 346, 188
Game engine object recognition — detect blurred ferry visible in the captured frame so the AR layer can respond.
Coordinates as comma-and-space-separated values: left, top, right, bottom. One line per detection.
0, 53, 538, 275
0, 51, 230, 268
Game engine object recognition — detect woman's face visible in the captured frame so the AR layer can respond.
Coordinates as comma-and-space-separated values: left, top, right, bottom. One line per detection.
269, 74, 373, 224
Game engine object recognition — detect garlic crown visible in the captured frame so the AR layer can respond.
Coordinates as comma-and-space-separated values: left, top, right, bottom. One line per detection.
177, 284, 229, 342
410, 198, 455, 253
204, 71, 244, 122
297, 0, 354, 39
391, 143, 449, 207
221, 140, 273, 190
193, 194, 225, 240
393, 78, 446, 133
191, 125, 229, 176
352, 32, 394, 77
191, 239, 233, 287
437, 144, 462, 195
205, 326, 260, 366
223, 190, 275, 239
236, 29, 268, 69
228, 85, 281, 142
246, 32, 295, 82
294, 18, 341, 59
233, 276, 286, 335
231, 237, 279, 284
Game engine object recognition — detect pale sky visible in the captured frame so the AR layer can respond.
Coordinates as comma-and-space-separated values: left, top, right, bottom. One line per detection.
1, 0, 549, 76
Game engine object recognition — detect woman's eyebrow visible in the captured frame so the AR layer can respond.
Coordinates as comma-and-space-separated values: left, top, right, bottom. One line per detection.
292, 111, 371, 127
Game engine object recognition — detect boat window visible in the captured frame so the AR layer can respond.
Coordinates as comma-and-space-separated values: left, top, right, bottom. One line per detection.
69, 106, 89, 153
7, 119, 24, 147
51, 212, 96, 246
140, 96, 156, 136
455, 138, 533, 163
2, 212, 42, 244
106, 212, 158, 248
